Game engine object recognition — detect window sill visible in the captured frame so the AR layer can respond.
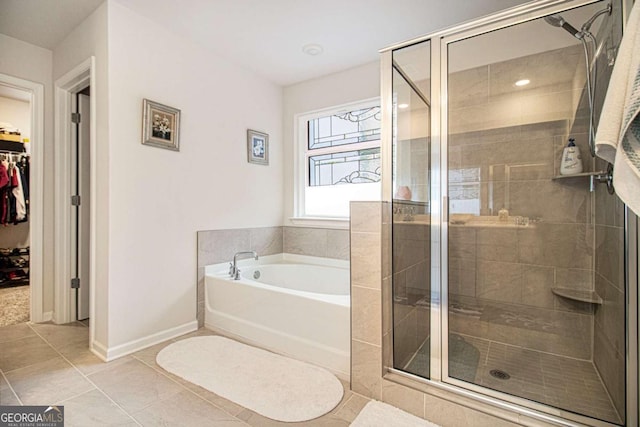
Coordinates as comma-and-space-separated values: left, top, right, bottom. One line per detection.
288, 217, 349, 230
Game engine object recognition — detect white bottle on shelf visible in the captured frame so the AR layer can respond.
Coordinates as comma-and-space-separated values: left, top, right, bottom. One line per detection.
560, 138, 583, 175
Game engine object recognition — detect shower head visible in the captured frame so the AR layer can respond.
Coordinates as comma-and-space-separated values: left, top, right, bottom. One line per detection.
544, 14, 583, 39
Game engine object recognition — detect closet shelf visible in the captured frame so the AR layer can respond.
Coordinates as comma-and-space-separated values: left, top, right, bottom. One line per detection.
551, 287, 603, 305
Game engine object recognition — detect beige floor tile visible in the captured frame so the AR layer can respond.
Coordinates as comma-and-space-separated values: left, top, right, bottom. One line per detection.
0, 335, 59, 372
30, 322, 89, 349
58, 340, 132, 375
172, 327, 217, 341
131, 341, 176, 368
0, 322, 36, 344
0, 373, 20, 405
238, 409, 350, 427
5, 356, 95, 405
332, 394, 370, 423
88, 359, 183, 413
60, 389, 138, 426
132, 389, 245, 426
181, 381, 246, 417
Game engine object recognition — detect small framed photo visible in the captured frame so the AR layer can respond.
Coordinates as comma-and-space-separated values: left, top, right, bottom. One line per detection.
247, 129, 269, 165
142, 99, 181, 151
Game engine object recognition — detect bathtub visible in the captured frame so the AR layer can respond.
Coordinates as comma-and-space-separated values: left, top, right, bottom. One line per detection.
204, 253, 350, 379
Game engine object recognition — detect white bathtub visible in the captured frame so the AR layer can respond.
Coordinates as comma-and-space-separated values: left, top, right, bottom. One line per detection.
204, 253, 350, 379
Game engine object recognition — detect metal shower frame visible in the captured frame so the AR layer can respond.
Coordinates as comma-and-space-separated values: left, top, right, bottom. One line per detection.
380, 0, 638, 425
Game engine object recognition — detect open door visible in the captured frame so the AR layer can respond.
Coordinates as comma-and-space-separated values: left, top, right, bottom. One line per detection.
71, 89, 90, 321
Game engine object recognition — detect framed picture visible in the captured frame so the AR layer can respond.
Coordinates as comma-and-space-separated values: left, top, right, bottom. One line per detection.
142, 99, 181, 151
247, 129, 269, 165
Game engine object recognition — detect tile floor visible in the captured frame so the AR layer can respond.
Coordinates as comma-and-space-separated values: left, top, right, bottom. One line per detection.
402, 333, 622, 425
0, 322, 369, 426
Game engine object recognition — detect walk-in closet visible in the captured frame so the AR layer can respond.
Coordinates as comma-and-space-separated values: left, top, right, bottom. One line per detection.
0, 87, 31, 327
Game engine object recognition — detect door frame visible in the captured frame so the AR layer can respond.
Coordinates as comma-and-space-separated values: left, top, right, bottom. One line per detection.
0, 73, 45, 323
54, 57, 96, 342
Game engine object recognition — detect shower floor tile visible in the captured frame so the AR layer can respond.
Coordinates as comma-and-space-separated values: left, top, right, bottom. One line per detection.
459, 335, 622, 425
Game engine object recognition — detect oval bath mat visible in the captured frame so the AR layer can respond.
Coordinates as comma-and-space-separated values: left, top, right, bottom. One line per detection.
156, 336, 343, 422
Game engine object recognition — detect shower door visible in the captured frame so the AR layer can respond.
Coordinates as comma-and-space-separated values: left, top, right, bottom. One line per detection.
390, 40, 432, 378
442, 1, 625, 424
388, 0, 629, 425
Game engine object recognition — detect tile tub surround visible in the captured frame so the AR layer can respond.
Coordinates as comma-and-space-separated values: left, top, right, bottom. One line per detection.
197, 225, 349, 327
0, 322, 367, 426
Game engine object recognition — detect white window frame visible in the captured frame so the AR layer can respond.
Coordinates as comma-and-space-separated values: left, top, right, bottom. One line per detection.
292, 97, 381, 228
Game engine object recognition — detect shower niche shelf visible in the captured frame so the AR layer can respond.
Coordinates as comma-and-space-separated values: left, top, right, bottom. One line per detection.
551, 171, 606, 179
551, 170, 612, 193
551, 287, 603, 305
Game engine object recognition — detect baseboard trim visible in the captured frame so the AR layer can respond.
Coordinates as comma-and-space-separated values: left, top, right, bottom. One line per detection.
103, 320, 198, 361
91, 340, 109, 361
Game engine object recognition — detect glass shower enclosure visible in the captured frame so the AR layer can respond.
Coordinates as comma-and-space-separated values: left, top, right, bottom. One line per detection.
383, 0, 637, 425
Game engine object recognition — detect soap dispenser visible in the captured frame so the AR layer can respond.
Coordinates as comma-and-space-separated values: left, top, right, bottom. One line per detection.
560, 138, 583, 175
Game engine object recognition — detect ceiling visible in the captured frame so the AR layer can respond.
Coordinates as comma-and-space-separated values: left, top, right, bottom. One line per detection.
0, 0, 536, 86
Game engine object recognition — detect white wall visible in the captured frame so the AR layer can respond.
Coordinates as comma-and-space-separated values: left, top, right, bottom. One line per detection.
0, 96, 30, 140
106, 1, 283, 348
0, 33, 54, 313
282, 61, 380, 226
53, 1, 109, 346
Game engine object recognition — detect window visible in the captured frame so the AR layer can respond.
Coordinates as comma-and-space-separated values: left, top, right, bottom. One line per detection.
295, 99, 381, 219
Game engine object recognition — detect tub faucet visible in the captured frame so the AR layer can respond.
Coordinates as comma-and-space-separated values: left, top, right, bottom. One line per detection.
229, 251, 258, 280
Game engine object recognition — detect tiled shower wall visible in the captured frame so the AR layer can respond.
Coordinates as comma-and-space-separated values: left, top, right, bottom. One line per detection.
593, 162, 626, 417
351, 201, 550, 427
196, 226, 349, 327
446, 44, 597, 360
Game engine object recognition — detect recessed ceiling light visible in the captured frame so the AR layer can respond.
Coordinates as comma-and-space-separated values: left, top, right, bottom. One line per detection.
302, 44, 324, 56
515, 79, 530, 87
398, 103, 409, 109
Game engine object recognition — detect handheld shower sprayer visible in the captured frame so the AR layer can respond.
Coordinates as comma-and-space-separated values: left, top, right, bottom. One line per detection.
543, 3, 612, 40
543, 3, 613, 158
544, 14, 582, 39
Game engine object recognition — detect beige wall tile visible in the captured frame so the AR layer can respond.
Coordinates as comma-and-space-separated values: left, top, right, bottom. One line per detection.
283, 227, 328, 258
351, 232, 381, 289
476, 228, 518, 263
352, 285, 382, 346
327, 229, 350, 260
595, 224, 624, 291
249, 226, 283, 256
508, 180, 590, 224
382, 379, 424, 418
197, 229, 251, 267
521, 265, 554, 309
351, 340, 381, 399
423, 393, 518, 427
593, 326, 625, 418
351, 202, 381, 233
517, 223, 593, 269
476, 261, 522, 304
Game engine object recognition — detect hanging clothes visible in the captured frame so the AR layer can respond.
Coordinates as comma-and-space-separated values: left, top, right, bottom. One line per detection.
12, 163, 26, 222
0, 154, 29, 225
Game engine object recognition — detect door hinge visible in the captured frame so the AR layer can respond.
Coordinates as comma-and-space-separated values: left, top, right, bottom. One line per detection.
71, 113, 81, 124
71, 195, 81, 206
71, 278, 80, 289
